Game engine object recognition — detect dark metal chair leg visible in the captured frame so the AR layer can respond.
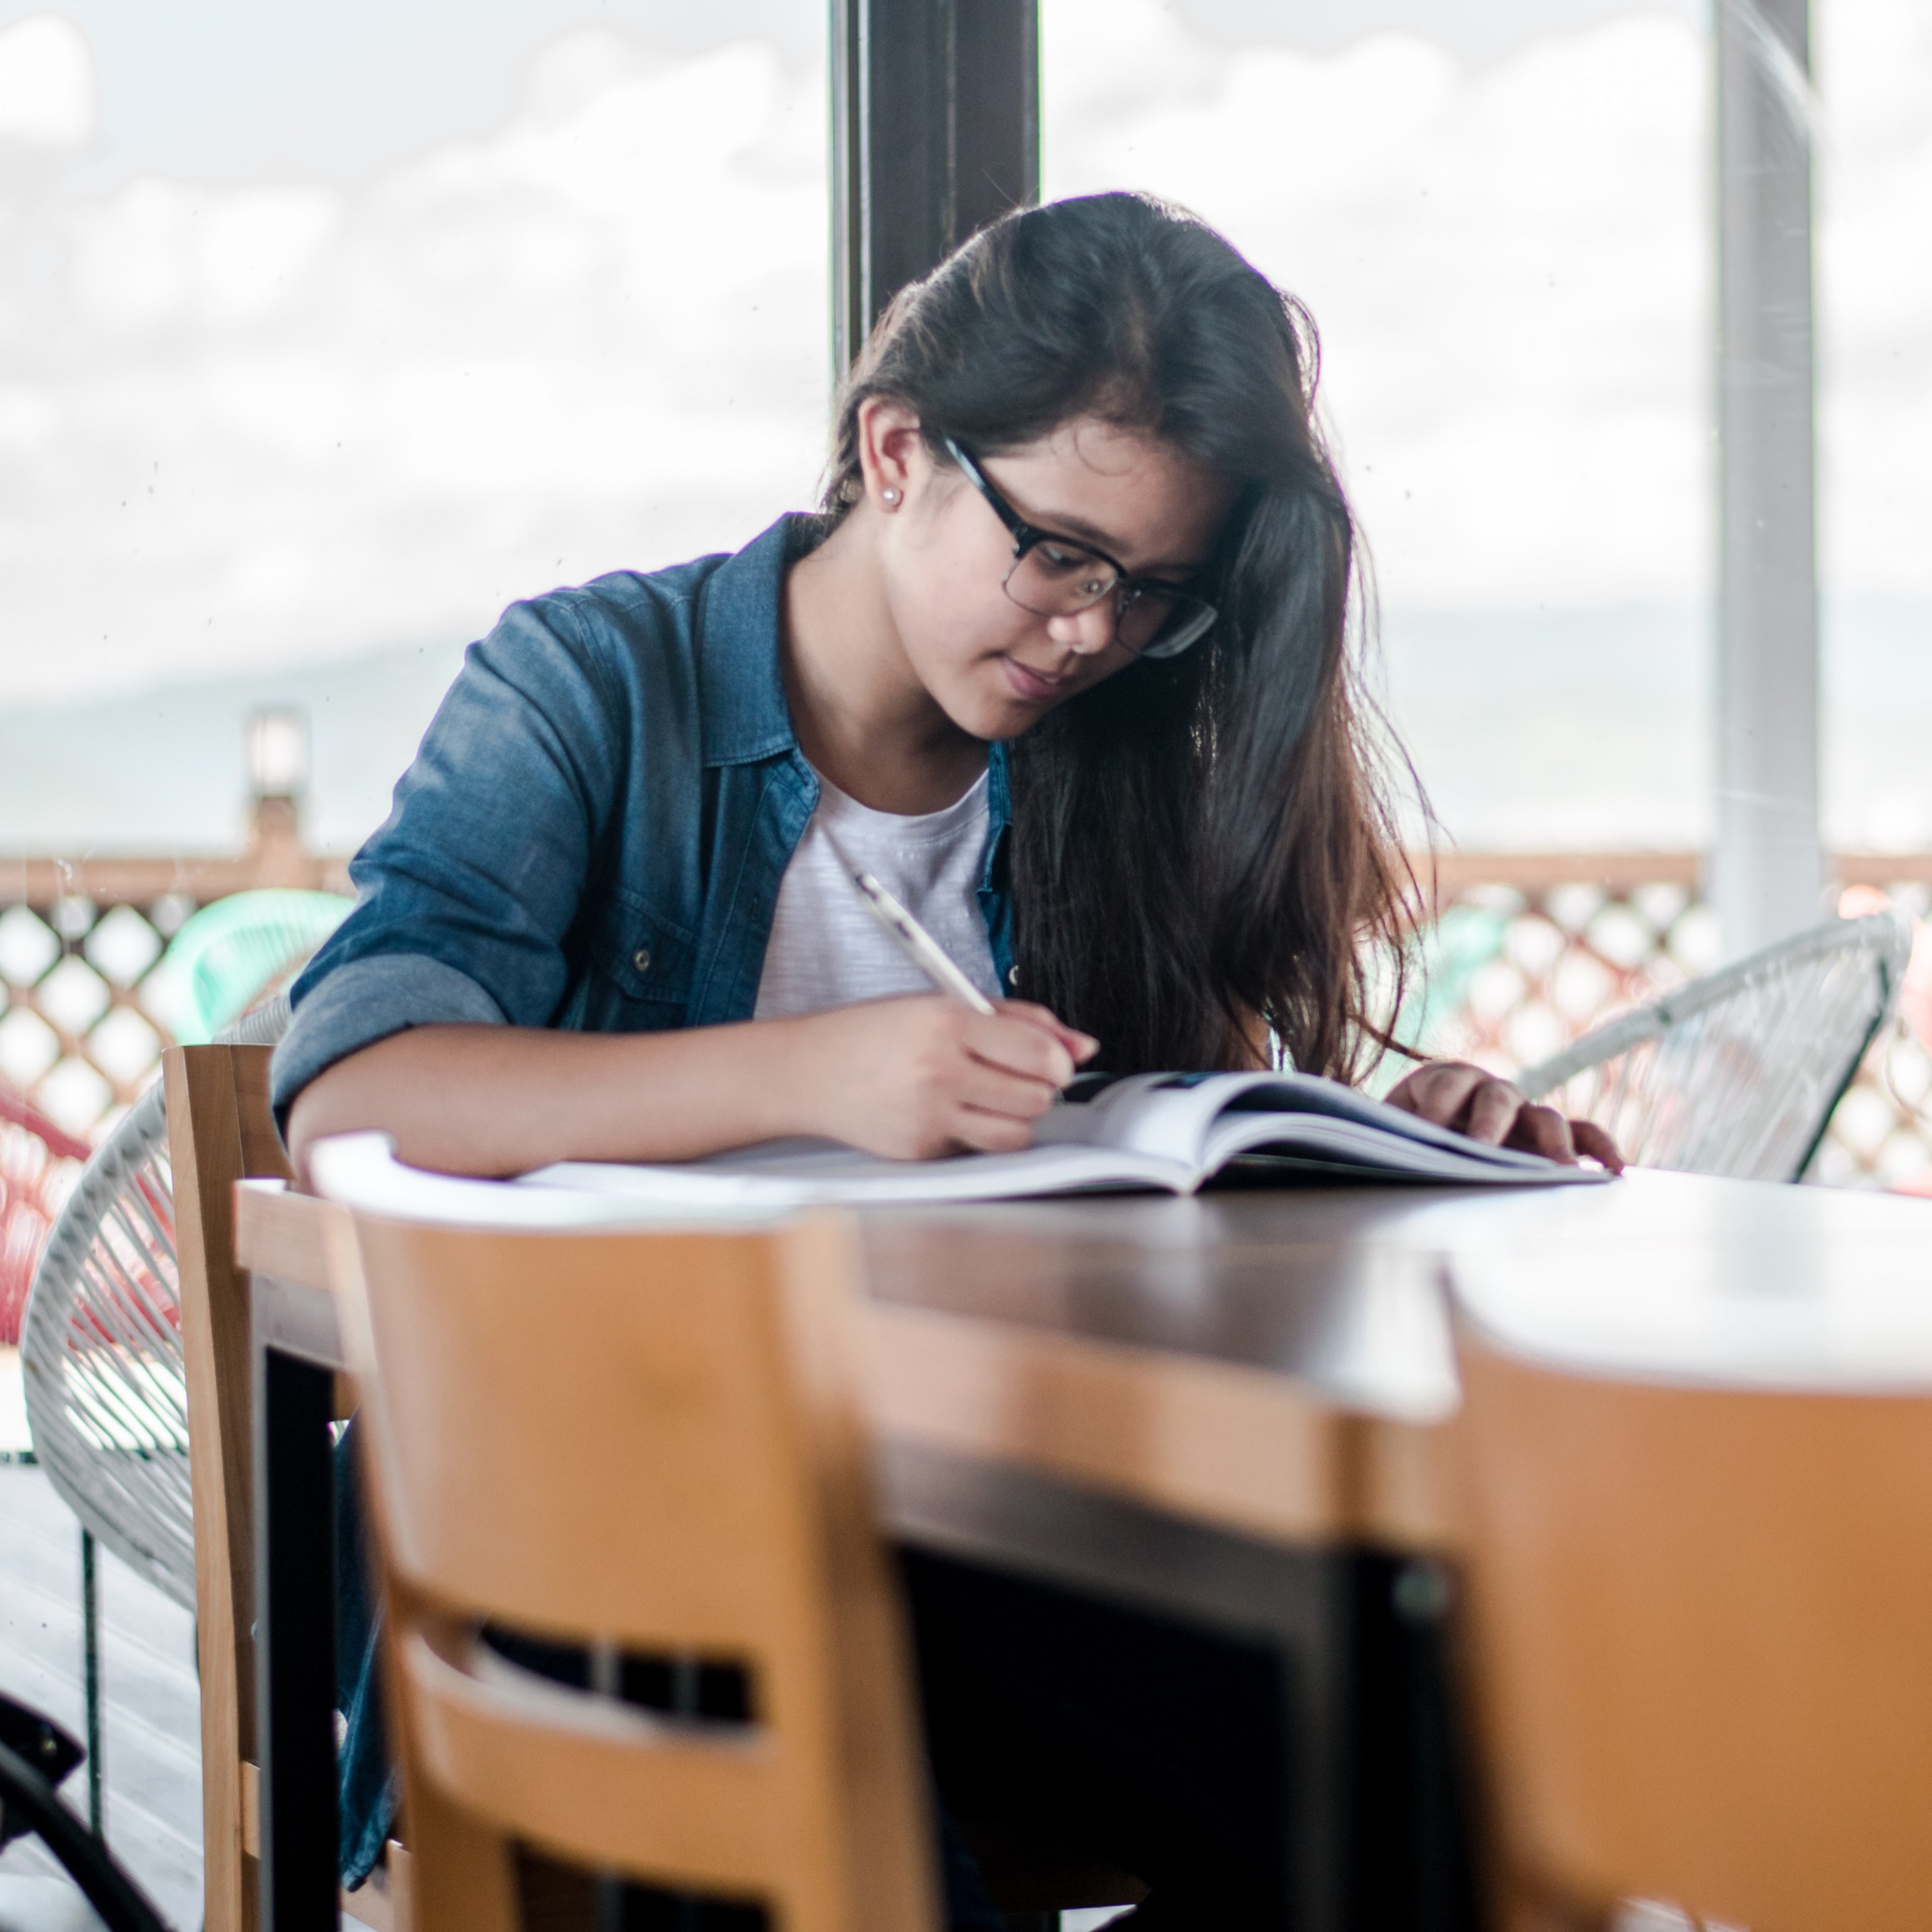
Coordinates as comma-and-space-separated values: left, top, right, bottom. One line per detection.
0, 1728, 168, 1932
80, 1527, 102, 1836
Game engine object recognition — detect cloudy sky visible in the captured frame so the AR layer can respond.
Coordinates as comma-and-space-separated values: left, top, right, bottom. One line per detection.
0, 0, 1926, 825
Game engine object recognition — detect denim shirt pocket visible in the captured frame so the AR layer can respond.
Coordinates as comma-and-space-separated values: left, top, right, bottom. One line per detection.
574, 887, 699, 1032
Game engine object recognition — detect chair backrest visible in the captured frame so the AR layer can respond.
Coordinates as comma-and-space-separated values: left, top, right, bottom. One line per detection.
329, 1205, 939, 1932
22, 1078, 191, 1605
164, 1039, 295, 1932
1, 1084, 88, 1345
1452, 1319, 1932, 1930
1514, 912, 1911, 1180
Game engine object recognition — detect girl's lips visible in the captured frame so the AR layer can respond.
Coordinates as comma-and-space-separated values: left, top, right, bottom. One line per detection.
1001, 655, 1065, 704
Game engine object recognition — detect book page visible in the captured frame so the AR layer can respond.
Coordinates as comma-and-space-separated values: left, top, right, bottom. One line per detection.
532, 1137, 1197, 1206
1040, 1070, 1602, 1184
1202, 1109, 1601, 1183
1032, 1071, 1276, 1165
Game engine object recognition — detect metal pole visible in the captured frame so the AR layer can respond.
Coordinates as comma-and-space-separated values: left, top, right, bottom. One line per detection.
80, 1527, 102, 1835
1713, 0, 1822, 958
830, 0, 1039, 378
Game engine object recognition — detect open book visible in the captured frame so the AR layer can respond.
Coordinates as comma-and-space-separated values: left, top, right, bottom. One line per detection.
522, 1070, 1611, 1210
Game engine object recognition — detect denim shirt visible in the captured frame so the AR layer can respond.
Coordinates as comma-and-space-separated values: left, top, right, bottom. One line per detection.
272, 514, 1016, 1120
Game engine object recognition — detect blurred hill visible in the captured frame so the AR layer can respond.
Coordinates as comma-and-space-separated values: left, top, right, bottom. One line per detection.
2, 595, 1925, 863
0, 636, 466, 857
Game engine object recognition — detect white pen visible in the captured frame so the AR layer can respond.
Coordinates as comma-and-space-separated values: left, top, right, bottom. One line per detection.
822, 828, 998, 1015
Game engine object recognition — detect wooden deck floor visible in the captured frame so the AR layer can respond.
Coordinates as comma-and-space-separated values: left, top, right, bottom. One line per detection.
0, 1460, 203, 1925
0, 1451, 388, 1931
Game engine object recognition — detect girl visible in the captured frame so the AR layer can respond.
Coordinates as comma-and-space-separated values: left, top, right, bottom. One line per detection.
285, 191, 1612, 1927
279, 192, 1611, 1177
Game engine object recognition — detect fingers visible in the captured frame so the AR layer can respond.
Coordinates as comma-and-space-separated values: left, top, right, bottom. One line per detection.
998, 998, 1100, 1065
1388, 1060, 1628, 1172
1391, 1061, 1522, 1145
1461, 1076, 1525, 1147
949, 1104, 1039, 1154
1570, 1119, 1626, 1173
1503, 1102, 1576, 1165
945, 1003, 1100, 1150
952, 1046, 1067, 1123
801, 997, 1093, 1161
964, 1009, 1081, 1088
1386, 1061, 1487, 1122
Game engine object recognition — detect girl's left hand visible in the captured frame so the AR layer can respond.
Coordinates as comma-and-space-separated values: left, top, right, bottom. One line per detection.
1384, 1061, 1624, 1173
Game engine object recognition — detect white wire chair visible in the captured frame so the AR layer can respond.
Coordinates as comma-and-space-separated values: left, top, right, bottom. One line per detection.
21, 997, 292, 1614
1515, 913, 1913, 1183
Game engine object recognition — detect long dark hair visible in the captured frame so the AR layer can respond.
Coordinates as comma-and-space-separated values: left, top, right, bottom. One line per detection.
821, 191, 1421, 1078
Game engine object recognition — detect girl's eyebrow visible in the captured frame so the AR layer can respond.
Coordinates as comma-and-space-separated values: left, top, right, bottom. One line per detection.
1023, 502, 1209, 579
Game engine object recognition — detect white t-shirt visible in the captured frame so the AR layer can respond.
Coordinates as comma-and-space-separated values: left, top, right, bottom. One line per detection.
753, 767, 1002, 1019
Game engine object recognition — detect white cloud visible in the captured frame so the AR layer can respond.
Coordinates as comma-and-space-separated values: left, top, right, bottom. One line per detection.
73, 179, 347, 331
1045, 0, 1714, 609
0, 1, 1925, 719
0, 13, 95, 149
1046, 0, 1932, 609
0, 382, 58, 450
0, 25, 830, 705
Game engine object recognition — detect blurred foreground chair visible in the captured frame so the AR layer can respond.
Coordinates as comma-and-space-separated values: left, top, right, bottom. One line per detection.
161, 1036, 292, 1932
1452, 1314, 1932, 1931
324, 1200, 940, 1932
1515, 913, 1911, 1181
152, 1036, 405, 1932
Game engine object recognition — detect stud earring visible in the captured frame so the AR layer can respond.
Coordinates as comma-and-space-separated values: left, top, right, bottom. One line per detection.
881, 487, 901, 505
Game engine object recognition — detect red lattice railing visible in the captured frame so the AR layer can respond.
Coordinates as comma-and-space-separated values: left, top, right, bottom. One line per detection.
0, 810, 349, 1144
1409, 854, 1932, 1193
0, 1087, 89, 1343
1, 845, 1928, 1192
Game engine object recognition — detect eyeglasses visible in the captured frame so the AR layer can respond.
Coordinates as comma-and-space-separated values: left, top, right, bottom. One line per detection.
943, 439, 1218, 661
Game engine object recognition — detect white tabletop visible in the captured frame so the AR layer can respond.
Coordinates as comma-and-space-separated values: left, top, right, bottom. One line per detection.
1428, 1170, 1932, 1392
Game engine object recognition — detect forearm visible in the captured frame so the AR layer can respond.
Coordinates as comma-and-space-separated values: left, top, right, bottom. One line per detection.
286, 1020, 817, 1181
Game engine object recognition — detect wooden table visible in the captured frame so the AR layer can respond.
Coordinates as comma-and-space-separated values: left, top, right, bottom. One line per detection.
234, 1169, 1932, 1932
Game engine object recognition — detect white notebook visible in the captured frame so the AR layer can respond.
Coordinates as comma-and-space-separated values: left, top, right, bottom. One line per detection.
523, 1070, 1611, 1210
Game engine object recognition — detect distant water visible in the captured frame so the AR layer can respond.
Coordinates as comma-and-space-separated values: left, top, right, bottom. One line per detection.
1379, 603, 1711, 850
1, 597, 1927, 862
1382, 594, 1932, 852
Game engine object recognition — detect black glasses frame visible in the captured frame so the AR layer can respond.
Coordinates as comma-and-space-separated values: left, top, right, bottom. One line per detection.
942, 438, 1218, 659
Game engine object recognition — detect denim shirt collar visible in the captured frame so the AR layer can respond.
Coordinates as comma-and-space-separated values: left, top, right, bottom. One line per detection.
982, 734, 1012, 893
697, 514, 811, 768
697, 510, 1013, 874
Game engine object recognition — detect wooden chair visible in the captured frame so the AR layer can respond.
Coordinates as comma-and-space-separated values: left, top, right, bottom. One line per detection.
1451, 1316, 1932, 1931
322, 1199, 941, 1932
165, 1044, 407, 1932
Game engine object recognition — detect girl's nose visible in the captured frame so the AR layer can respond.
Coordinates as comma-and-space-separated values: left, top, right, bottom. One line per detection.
1045, 602, 1116, 657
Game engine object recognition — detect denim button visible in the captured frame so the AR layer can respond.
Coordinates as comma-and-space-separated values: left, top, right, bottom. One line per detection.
632, 947, 652, 974
1007, 964, 1019, 987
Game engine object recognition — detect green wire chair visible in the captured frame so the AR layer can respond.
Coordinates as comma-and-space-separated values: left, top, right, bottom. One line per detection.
140, 890, 349, 1046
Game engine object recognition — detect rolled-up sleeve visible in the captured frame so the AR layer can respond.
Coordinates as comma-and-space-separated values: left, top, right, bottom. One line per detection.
271, 591, 630, 1123
270, 954, 507, 1121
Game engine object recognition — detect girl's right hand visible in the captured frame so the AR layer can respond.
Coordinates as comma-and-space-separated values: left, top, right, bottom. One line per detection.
784, 996, 1099, 1160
